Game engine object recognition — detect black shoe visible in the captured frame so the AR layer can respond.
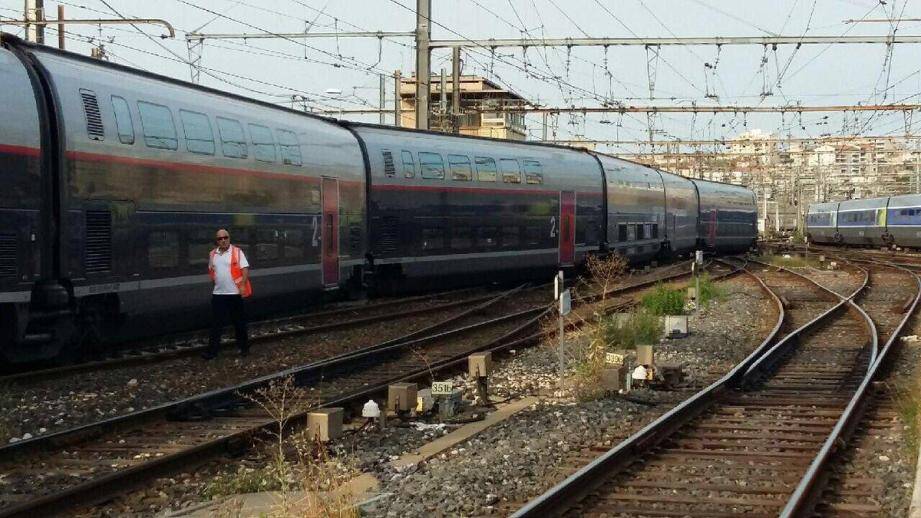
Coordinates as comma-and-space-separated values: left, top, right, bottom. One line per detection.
201, 352, 217, 360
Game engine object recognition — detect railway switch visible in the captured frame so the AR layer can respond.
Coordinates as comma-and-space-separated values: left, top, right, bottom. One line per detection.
636, 344, 654, 366
388, 383, 418, 414
468, 352, 492, 377
664, 315, 689, 338
469, 352, 492, 404
307, 408, 343, 442
416, 388, 434, 413
601, 365, 628, 391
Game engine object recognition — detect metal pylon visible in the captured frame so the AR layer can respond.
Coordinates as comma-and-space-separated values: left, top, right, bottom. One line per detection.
646, 45, 660, 143
187, 39, 203, 84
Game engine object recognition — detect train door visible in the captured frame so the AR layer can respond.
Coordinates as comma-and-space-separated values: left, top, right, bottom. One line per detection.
559, 191, 576, 266
321, 177, 339, 287
707, 209, 718, 247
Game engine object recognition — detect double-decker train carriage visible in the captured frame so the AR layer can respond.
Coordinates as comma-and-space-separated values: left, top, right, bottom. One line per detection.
350, 125, 604, 286
693, 179, 759, 252
0, 33, 758, 364
0, 34, 366, 363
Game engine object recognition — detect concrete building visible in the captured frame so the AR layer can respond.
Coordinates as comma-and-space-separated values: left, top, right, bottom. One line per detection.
628, 134, 921, 233
398, 75, 527, 140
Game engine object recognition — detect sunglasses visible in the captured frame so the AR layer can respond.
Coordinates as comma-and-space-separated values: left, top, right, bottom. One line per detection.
216, 236, 229, 241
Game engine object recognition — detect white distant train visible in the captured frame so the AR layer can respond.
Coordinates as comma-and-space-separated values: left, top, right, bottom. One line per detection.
807, 194, 921, 247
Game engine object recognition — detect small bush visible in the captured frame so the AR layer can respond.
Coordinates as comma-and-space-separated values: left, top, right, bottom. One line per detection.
601, 310, 662, 349
696, 273, 726, 307
641, 284, 686, 316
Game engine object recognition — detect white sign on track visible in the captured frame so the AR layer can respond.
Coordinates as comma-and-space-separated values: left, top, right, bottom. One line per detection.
431, 381, 453, 395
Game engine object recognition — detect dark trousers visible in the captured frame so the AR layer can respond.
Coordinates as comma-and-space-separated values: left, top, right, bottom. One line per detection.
208, 294, 248, 355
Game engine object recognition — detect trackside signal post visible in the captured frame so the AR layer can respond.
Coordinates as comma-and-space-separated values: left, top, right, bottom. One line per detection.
555, 270, 570, 384
694, 250, 704, 315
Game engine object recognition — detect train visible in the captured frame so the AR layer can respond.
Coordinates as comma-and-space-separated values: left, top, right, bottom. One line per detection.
0, 33, 758, 364
806, 194, 921, 248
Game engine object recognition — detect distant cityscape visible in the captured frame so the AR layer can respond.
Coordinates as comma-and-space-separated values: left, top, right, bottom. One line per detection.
630, 129, 921, 233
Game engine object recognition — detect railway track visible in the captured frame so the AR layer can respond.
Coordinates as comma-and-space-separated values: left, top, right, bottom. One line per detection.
0, 286, 492, 383
513, 255, 921, 517
0, 260, 716, 517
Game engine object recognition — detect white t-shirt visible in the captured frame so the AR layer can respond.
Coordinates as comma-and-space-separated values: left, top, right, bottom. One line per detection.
211, 246, 250, 295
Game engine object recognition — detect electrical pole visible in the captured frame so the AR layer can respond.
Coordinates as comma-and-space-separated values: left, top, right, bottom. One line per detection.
452, 46, 461, 134
379, 74, 386, 125
394, 70, 402, 127
24, 0, 43, 44
415, 0, 431, 130
56, 4, 64, 49
439, 67, 447, 131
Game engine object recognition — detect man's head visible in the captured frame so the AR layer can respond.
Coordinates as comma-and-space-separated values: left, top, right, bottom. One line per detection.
215, 229, 230, 251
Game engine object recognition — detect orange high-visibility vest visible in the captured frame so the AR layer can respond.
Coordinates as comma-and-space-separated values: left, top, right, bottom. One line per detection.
209, 245, 252, 298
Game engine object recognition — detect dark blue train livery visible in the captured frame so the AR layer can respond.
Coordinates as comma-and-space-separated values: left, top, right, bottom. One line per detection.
0, 33, 757, 364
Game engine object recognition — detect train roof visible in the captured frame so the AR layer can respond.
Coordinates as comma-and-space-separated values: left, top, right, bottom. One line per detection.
837, 196, 889, 210
0, 33, 348, 129
807, 201, 840, 212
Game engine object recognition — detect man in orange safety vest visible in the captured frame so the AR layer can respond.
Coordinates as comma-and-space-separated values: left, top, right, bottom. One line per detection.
203, 229, 251, 359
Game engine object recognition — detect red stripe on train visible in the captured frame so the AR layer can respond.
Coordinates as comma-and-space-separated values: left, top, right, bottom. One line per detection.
0, 144, 41, 157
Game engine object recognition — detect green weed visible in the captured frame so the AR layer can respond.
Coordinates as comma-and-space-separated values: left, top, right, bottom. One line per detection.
601, 310, 662, 349
696, 273, 726, 307
641, 284, 686, 316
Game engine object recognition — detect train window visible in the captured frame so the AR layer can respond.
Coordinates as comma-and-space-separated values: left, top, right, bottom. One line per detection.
256, 229, 279, 261
137, 101, 178, 150
475, 157, 498, 182
451, 226, 473, 249
148, 230, 179, 268
111, 95, 134, 144
422, 227, 444, 251
401, 150, 416, 178
283, 229, 305, 260
636, 224, 646, 240
188, 228, 213, 267
500, 159, 521, 183
216, 117, 248, 158
477, 226, 498, 247
418, 152, 445, 180
249, 124, 277, 163
501, 226, 520, 247
651, 224, 659, 239
276, 129, 303, 166
524, 226, 541, 245
448, 154, 473, 181
522, 160, 543, 184
179, 110, 214, 155
618, 224, 628, 242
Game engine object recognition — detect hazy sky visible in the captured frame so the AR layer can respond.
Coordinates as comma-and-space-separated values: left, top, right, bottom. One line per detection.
1, 0, 918, 153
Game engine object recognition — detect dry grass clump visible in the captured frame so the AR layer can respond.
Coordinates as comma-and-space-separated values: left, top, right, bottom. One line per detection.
890, 376, 921, 456
552, 253, 632, 401
205, 377, 359, 517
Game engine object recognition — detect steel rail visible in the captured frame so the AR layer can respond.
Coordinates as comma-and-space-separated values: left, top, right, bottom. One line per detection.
0, 302, 549, 518
741, 258, 874, 382
0, 261, 713, 517
781, 258, 921, 516
0, 287, 500, 383
0, 260, 727, 517
513, 256, 874, 517
512, 257, 789, 517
